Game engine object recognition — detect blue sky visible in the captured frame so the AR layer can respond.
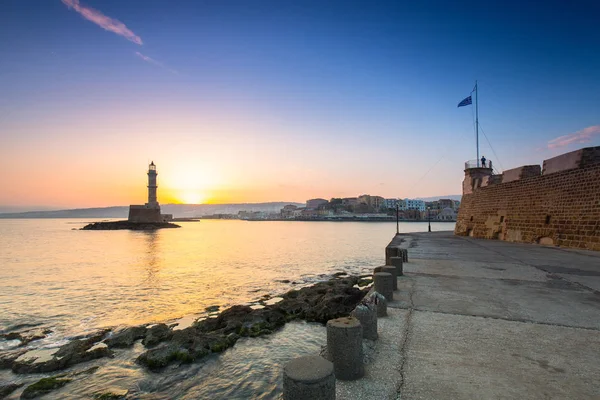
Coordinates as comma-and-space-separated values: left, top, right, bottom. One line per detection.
1, 0, 599, 209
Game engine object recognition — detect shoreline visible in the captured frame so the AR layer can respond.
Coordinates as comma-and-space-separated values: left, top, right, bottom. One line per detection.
0, 273, 371, 399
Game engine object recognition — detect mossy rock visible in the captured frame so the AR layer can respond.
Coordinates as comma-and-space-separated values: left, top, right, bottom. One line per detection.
357, 278, 373, 287
93, 389, 128, 399
21, 376, 71, 399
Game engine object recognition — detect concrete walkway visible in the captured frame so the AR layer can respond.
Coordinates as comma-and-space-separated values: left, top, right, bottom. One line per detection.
337, 232, 600, 400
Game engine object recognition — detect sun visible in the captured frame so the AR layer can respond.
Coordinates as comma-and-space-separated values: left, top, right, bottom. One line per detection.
179, 191, 206, 205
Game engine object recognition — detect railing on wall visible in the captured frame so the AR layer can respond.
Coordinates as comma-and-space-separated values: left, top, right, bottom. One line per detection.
465, 159, 493, 170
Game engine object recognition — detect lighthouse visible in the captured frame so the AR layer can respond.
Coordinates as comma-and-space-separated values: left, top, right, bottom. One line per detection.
128, 161, 171, 223
147, 161, 159, 208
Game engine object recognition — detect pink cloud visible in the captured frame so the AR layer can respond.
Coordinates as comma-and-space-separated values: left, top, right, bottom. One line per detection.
62, 0, 142, 45
547, 125, 600, 149
135, 52, 178, 74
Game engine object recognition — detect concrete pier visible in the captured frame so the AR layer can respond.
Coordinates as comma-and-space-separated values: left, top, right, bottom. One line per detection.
335, 231, 600, 400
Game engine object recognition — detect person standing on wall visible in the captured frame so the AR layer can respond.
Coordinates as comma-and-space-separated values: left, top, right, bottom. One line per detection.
481, 156, 487, 168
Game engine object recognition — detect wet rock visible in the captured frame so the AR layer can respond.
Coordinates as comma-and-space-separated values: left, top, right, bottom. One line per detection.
21, 376, 71, 399
105, 325, 147, 348
1, 328, 52, 347
204, 305, 220, 313
136, 275, 367, 371
12, 331, 112, 374
93, 388, 128, 399
0, 382, 23, 398
81, 221, 180, 230
136, 330, 237, 371
142, 324, 172, 347
357, 278, 373, 287
0, 348, 28, 369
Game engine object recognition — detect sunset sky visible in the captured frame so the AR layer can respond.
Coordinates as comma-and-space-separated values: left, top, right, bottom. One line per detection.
1, 0, 599, 211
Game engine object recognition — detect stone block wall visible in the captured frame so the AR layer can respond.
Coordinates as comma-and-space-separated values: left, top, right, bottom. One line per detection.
455, 147, 600, 251
128, 205, 162, 223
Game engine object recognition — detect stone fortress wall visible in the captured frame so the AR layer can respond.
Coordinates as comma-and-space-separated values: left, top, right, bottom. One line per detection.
455, 146, 600, 251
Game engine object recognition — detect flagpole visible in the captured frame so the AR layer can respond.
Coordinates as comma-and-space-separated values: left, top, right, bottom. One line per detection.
475, 80, 479, 167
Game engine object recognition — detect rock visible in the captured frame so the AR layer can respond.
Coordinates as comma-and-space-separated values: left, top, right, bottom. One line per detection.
93, 389, 128, 399
0, 348, 28, 369
81, 221, 180, 230
105, 326, 147, 348
21, 376, 71, 399
142, 324, 172, 347
204, 305, 220, 313
135, 275, 368, 371
357, 278, 373, 287
0, 382, 23, 398
12, 331, 112, 374
1, 328, 52, 346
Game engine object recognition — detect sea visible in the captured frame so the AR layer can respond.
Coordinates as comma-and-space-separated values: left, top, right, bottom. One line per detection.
0, 219, 454, 399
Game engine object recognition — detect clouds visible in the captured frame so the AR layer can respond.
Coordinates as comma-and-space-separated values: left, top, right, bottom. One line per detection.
135, 52, 178, 74
61, 0, 142, 45
547, 125, 600, 149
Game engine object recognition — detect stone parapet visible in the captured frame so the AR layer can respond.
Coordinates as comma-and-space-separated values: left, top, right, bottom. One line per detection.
455, 147, 600, 251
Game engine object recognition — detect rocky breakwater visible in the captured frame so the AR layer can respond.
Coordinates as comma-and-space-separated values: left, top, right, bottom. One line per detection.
81, 220, 180, 230
0, 275, 369, 398
125, 275, 368, 370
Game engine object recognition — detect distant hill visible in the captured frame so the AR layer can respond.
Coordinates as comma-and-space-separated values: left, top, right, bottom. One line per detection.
416, 195, 462, 202
0, 202, 305, 219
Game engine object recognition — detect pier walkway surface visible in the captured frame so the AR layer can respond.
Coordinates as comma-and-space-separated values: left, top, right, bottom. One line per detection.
337, 231, 600, 400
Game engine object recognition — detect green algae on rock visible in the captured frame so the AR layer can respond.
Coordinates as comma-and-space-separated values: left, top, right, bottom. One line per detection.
21, 376, 71, 399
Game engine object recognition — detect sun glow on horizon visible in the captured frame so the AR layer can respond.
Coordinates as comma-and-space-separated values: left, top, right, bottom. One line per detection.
178, 190, 207, 205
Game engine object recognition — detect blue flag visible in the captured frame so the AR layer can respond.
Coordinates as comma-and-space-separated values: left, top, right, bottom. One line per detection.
457, 96, 472, 107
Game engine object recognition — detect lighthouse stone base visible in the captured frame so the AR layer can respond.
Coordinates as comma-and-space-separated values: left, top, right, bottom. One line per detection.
128, 205, 163, 223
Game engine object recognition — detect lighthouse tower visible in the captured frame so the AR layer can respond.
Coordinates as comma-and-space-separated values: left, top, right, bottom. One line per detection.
147, 161, 159, 208
128, 161, 165, 223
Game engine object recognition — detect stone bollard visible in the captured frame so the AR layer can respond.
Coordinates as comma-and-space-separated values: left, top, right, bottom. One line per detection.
370, 291, 387, 317
385, 246, 399, 266
283, 355, 335, 400
390, 256, 403, 276
373, 265, 384, 274
374, 272, 394, 301
351, 303, 377, 340
326, 317, 364, 380
382, 266, 398, 291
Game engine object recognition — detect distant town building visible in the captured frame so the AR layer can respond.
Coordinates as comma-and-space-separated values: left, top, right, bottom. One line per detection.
128, 162, 171, 223
342, 197, 359, 206
306, 198, 328, 209
357, 195, 385, 209
404, 199, 426, 211
280, 204, 298, 219
436, 207, 457, 221
383, 198, 408, 209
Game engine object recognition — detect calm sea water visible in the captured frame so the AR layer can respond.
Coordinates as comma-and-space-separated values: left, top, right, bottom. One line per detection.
0, 218, 454, 399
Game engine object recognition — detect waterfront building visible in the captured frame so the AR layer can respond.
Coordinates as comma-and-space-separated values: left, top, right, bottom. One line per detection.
306, 198, 328, 209
280, 204, 298, 219
404, 199, 426, 211
383, 198, 398, 209
436, 207, 457, 221
357, 194, 385, 209
342, 197, 359, 206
